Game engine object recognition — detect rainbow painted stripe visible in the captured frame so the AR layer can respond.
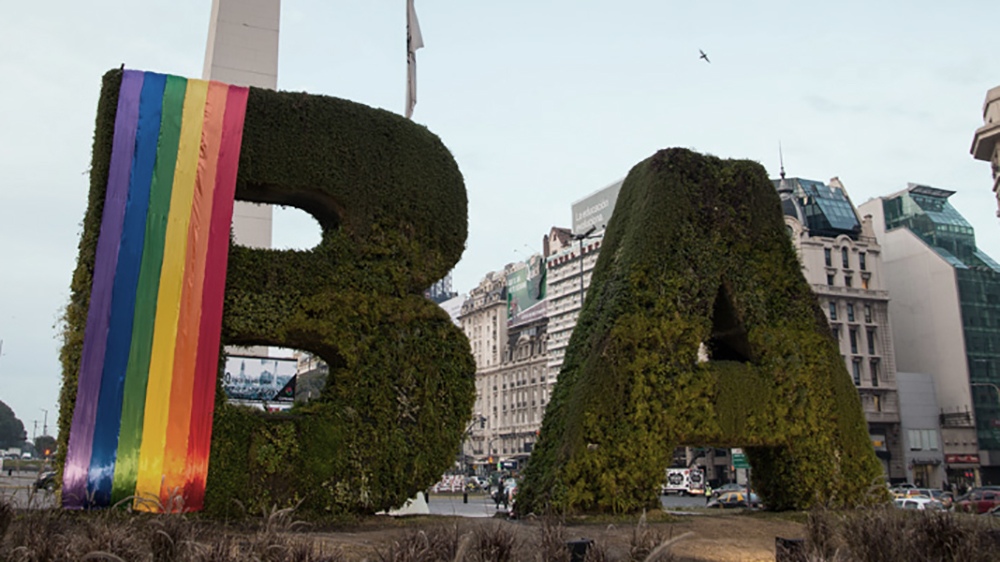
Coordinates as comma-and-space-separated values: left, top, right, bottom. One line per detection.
62, 70, 248, 512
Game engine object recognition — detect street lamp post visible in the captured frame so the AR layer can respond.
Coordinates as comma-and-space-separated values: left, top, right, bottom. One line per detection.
571, 226, 598, 307
970, 382, 1000, 409
459, 415, 487, 503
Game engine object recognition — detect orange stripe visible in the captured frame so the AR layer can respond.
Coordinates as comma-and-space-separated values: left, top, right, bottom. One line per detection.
159, 81, 228, 508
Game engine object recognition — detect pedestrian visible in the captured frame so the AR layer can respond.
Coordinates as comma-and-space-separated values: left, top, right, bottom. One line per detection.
495, 481, 505, 510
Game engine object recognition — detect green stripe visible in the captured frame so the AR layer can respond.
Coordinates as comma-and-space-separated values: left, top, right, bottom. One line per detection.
110, 75, 187, 504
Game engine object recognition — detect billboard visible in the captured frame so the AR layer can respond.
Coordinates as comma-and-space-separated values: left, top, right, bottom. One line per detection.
507, 255, 546, 324
222, 355, 297, 404
571, 179, 623, 234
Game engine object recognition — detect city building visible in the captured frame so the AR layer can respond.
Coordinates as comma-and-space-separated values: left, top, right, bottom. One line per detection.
859, 184, 1000, 485
896, 372, 947, 489
460, 259, 551, 466
425, 272, 458, 304
467, 315, 550, 463
545, 180, 622, 380
776, 175, 906, 482
459, 270, 509, 371
971, 85, 1000, 218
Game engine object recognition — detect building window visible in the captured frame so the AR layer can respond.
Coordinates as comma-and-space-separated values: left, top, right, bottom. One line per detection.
870, 359, 880, 387
873, 394, 881, 412
847, 303, 855, 322
861, 276, 869, 290
910, 429, 938, 450
864, 304, 872, 323
825, 248, 832, 267
867, 328, 876, 355
842, 247, 850, 268
859, 252, 867, 271
829, 302, 837, 321
845, 275, 853, 288
832, 325, 841, 341
923, 430, 939, 451
850, 329, 858, 354
827, 274, 835, 286
852, 358, 862, 385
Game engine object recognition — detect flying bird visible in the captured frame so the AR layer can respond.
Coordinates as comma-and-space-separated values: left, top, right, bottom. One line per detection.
699, 49, 710, 63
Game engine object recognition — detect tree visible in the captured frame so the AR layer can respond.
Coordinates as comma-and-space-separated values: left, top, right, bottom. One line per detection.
0, 399, 27, 448
34, 435, 57, 458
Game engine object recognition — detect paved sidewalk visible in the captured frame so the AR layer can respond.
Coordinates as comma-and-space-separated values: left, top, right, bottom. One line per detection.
426, 493, 508, 518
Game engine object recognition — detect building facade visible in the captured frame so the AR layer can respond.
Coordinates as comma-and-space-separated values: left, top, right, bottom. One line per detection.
544, 227, 602, 381
896, 372, 947, 488
860, 184, 1000, 485
971, 85, 1000, 218
460, 264, 552, 464
459, 271, 509, 371
544, 180, 622, 381
777, 176, 906, 481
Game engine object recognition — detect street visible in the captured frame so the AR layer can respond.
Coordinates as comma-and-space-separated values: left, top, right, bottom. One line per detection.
425, 491, 709, 518
0, 469, 56, 509
1, 475, 710, 515
427, 492, 505, 518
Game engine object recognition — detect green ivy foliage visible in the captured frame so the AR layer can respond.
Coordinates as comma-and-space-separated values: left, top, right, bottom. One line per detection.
517, 148, 883, 515
58, 69, 475, 516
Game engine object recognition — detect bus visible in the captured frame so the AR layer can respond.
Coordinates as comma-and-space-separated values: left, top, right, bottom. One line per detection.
662, 466, 706, 496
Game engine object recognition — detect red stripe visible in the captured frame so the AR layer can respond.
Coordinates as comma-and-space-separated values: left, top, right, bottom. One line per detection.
183, 84, 249, 510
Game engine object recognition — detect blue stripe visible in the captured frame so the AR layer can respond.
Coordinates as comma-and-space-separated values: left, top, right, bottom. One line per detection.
86, 71, 167, 506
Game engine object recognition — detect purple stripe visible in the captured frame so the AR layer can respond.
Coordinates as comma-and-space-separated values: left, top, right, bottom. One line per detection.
63, 70, 144, 508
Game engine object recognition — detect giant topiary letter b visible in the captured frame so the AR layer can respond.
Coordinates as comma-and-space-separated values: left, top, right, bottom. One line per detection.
57, 69, 475, 514
517, 148, 882, 514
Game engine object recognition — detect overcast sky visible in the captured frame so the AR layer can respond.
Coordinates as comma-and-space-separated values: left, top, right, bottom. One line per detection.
2, 1, 998, 435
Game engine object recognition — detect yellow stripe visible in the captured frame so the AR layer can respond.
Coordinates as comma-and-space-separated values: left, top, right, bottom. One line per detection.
133, 79, 209, 511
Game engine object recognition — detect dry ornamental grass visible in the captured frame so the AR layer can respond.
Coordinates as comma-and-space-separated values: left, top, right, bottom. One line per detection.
4, 496, 998, 562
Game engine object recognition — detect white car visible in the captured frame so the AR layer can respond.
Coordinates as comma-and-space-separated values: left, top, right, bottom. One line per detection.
894, 497, 945, 510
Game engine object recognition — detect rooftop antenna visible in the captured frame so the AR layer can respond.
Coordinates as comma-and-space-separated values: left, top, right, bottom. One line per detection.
778, 141, 786, 180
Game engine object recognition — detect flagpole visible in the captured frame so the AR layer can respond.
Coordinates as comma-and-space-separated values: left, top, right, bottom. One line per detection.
405, 0, 424, 119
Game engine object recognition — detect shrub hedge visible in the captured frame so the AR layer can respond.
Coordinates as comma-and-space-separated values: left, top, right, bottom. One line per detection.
517, 148, 883, 514
58, 69, 476, 515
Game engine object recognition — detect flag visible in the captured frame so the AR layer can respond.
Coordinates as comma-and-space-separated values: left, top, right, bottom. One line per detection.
405, 0, 424, 119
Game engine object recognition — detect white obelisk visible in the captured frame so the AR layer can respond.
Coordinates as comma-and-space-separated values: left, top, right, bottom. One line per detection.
202, 0, 279, 249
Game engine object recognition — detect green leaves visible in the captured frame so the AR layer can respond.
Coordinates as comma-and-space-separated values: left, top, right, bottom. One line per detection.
518, 148, 882, 515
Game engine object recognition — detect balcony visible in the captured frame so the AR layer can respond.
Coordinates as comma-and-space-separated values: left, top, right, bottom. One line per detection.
940, 410, 975, 428
811, 283, 889, 299
863, 410, 900, 424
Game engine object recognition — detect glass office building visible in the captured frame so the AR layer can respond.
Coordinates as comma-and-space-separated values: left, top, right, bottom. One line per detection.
874, 184, 1000, 481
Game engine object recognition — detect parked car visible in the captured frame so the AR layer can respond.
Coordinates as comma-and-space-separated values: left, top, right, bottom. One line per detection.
954, 487, 1000, 514
897, 488, 935, 499
928, 489, 954, 510
707, 491, 760, 509
33, 470, 56, 491
710, 483, 745, 498
894, 497, 945, 510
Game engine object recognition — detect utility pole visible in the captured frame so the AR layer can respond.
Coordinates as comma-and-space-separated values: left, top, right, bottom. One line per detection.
40, 408, 48, 437
32, 420, 38, 442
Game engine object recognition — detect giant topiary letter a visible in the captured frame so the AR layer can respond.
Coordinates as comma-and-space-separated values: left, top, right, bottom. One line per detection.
517, 148, 882, 514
